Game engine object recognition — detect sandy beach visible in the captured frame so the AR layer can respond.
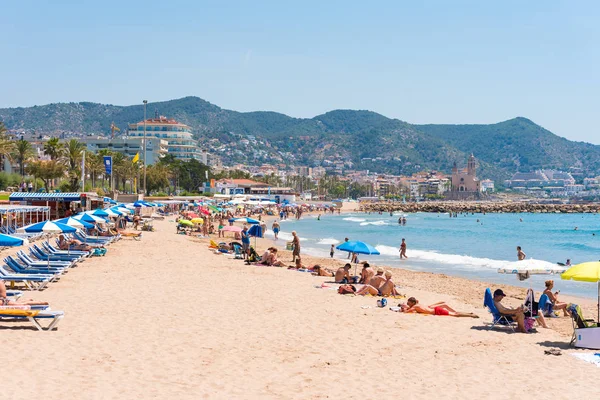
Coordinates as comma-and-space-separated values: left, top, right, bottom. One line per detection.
2, 218, 599, 399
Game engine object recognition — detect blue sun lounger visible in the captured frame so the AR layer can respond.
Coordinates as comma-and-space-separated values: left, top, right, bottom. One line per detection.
0, 266, 52, 290
31, 245, 84, 263
4, 257, 64, 280
16, 251, 72, 269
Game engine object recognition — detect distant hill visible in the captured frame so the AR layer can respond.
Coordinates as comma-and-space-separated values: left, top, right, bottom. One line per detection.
1, 96, 599, 182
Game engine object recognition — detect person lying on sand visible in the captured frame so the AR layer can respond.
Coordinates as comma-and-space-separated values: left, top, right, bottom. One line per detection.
400, 297, 479, 318
338, 284, 357, 294
355, 271, 400, 296
0, 281, 48, 306
312, 265, 334, 277
335, 264, 358, 284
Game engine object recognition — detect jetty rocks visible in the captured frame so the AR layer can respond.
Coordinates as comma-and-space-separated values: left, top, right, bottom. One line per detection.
359, 202, 600, 214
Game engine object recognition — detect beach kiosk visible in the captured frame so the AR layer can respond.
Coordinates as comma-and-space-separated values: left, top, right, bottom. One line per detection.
9, 192, 101, 219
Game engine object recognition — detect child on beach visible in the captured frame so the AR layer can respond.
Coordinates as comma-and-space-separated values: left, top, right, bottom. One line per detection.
330, 245, 335, 258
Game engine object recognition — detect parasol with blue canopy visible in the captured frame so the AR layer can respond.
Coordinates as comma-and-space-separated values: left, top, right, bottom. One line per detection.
229, 217, 260, 225
336, 240, 380, 275
0, 233, 25, 247
18, 221, 77, 234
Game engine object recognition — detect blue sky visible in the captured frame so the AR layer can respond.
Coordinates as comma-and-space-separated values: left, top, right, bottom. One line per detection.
1, 1, 598, 143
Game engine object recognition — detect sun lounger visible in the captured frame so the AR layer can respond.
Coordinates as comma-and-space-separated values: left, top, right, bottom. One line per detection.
4, 257, 64, 279
0, 266, 52, 290
0, 306, 64, 331
30, 245, 83, 263
6, 290, 23, 301
568, 304, 600, 348
16, 251, 72, 268
484, 288, 516, 332
42, 242, 90, 257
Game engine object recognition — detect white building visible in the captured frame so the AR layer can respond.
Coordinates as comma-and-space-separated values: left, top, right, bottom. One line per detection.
128, 115, 201, 161
81, 137, 168, 164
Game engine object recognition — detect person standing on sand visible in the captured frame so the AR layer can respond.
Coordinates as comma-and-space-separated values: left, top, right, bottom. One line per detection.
241, 227, 250, 260
272, 220, 280, 240
291, 231, 301, 262
330, 244, 335, 258
517, 246, 526, 260
399, 238, 407, 259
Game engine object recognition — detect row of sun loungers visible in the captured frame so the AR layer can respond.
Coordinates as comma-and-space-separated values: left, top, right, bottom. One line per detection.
1, 232, 120, 331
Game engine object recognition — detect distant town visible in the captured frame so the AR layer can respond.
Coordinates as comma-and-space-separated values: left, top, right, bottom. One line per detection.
3, 112, 600, 202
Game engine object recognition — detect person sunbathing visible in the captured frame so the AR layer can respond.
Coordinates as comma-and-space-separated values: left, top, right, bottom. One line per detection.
543, 280, 571, 317
58, 235, 92, 252
0, 281, 48, 306
335, 264, 358, 284
312, 265, 334, 277
359, 262, 375, 284
259, 248, 284, 266
368, 268, 386, 288
356, 271, 400, 296
401, 297, 479, 318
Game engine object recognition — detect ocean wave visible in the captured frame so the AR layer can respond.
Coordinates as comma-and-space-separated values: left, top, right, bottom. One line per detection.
360, 220, 388, 226
317, 238, 340, 245
374, 245, 558, 270
343, 217, 366, 222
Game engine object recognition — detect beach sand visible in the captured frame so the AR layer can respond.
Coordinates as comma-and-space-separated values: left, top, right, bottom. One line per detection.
2, 218, 599, 399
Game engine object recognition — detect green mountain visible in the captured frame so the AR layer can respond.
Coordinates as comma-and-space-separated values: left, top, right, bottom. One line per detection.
1, 97, 598, 182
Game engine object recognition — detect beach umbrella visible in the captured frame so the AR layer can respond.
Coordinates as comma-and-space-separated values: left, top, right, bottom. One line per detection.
191, 218, 204, 224
178, 219, 193, 227
112, 206, 132, 214
497, 259, 567, 279
18, 221, 76, 234
247, 224, 263, 247
54, 217, 94, 230
221, 225, 242, 233
105, 207, 123, 216
0, 233, 24, 247
86, 209, 110, 218
73, 213, 106, 224
229, 217, 260, 225
336, 240, 380, 255
562, 262, 600, 324
336, 240, 380, 276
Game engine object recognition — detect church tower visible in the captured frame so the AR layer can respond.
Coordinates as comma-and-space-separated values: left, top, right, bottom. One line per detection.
467, 154, 476, 176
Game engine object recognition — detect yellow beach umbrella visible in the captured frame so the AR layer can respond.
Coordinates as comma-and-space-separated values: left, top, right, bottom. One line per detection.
562, 261, 600, 323
191, 218, 204, 224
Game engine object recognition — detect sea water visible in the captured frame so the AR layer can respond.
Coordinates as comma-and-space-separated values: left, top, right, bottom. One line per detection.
265, 212, 600, 298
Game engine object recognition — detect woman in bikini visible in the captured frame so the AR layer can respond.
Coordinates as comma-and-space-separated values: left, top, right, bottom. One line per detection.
401, 297, 479, 318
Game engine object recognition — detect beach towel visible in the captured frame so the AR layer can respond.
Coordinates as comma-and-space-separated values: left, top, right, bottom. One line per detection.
571, 353, 600, 367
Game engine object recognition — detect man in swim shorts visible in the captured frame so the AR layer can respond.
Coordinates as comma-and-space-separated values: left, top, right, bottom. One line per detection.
359, 262, 375, 284
272, 220, 280, 240
335, 263, 358, 284
401, 297, 479, 318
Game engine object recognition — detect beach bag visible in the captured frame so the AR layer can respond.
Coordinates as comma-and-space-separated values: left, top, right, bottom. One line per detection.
377, 298, 388, 308
286, 242, 294, 251
524, 317, 536, 332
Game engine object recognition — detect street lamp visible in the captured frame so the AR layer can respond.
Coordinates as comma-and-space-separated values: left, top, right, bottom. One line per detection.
143, 100, 147, 195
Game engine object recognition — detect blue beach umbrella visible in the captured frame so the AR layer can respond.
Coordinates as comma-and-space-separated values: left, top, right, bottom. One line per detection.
0, 233, 25, 247
54, 217, 95, 230
87, 208, 110, 217
336, 240, 380, 255
73, 213, 106, 224
18, 221, 76, 234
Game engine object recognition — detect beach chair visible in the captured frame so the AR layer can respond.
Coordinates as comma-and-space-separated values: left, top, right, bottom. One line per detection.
483, 288, 516, 332
0, 307, 64, 331
538, 294, 557, 317
0, 266, 52, 290
30, 245, 83, 263
568, 304, 600, 348
42, 242, 90, 257
4, 257, 64, 280
232, 243, 244, 259
16, 251, 72, 269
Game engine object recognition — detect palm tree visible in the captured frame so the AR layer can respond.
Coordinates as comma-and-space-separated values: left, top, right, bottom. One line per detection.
85, 152, 104, 188
0, 122, 14, 170
62, 139, 85, 191
43, 137, 62, 160
13, 139, 33, 178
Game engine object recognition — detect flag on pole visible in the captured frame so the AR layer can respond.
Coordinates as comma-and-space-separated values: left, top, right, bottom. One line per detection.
132, 153, 139, 163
